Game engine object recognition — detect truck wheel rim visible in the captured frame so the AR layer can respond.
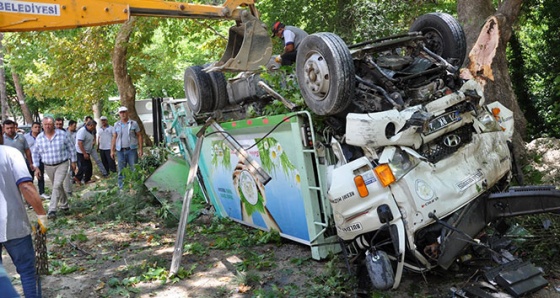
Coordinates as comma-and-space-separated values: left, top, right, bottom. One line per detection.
424, 31, 444, 56
303, 52, 330, 101
186, 78, 199, 107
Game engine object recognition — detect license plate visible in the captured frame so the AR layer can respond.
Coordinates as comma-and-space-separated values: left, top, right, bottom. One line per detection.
426, 111, 461, 135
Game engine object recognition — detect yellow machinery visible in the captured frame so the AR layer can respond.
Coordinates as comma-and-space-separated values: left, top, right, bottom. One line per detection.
0, 0, 272, 71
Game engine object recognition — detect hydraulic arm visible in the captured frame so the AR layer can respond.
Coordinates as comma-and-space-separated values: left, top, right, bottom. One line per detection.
0, 0, 259, 31
0, 0, 272, 71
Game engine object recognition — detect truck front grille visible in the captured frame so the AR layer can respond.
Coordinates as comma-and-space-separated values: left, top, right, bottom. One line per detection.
419, 125, 474, 163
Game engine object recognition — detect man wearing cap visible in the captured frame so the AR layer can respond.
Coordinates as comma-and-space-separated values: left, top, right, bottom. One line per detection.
271, 21, 308, 66
111, 106, 143, 189
98, 116, 116, 174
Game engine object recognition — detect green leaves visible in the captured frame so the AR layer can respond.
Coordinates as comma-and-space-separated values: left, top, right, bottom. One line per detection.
70, 231, 88, 242
183, 242, 208, 256
50, 261, 79, 275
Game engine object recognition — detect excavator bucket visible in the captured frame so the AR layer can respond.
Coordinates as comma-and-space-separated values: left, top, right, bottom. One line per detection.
208, 11, 272, 72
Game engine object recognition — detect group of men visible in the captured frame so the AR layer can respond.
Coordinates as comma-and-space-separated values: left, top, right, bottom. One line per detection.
0, 19, 301, 297
0, 106, 142, 297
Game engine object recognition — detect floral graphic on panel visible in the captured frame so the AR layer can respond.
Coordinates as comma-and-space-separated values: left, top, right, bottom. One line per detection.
210, 140, 231, 169
257, 138, 296, 177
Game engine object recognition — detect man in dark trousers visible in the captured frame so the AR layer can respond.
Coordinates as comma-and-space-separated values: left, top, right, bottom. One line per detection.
98, 116, 117, 174
24, 121, 49, 199
75, 120, 97, 185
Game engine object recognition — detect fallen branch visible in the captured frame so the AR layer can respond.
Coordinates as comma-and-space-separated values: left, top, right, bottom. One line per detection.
69, 241, 93, 257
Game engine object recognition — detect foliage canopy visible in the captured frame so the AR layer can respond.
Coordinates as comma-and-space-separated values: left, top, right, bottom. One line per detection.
1, 0, 558, 139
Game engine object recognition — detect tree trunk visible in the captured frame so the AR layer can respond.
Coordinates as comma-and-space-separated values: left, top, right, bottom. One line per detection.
11, 68, 33, 124
458, 0, 527, 161
0, 33, 7, 121
112, 17, 153, 147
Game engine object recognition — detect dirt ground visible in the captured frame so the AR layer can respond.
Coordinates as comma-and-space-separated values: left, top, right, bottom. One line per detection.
3, 138, 560, 297
4, 206, 340, 298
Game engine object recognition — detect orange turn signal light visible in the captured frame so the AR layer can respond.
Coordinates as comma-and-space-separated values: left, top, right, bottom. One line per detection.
492, 107, 501, 119
353, 175, 369, 198
374, 164, 396, 187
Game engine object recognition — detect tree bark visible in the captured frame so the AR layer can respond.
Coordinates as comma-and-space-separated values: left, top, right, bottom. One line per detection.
112, 17, 153, 147
11, 68, 33, 124
458, 0, 527, 161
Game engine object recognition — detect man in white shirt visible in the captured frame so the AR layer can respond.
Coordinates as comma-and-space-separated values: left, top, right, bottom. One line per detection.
98, 116, 117, 174
75, 120, 96, 184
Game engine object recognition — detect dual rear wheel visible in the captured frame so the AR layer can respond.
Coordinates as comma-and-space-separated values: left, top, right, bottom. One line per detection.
183, 66, 228, 114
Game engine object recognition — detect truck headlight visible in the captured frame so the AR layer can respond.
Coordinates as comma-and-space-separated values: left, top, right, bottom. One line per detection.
477, 109, 502, 132
375, 147, 419, 187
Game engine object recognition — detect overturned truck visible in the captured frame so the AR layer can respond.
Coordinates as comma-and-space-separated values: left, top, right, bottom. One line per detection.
155, 13, 560, 296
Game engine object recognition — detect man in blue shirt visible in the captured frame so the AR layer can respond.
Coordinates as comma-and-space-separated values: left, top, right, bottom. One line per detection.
111, 106, 143, 189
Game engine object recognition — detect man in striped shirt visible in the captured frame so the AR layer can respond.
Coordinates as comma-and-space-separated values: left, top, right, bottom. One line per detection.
32, 116, 77, 219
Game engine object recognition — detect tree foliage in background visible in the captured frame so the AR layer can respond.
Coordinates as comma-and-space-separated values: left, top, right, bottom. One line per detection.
0, 0, 558, 142
512, 0, 560, 138
4, 27, 117, 120
258, 0, 456, 44
2, 8, 236, 121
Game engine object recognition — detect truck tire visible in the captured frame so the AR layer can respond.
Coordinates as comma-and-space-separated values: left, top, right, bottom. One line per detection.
409, 12, 466, 67
208, 71, 229, 110
296, 32, 355, 116
365, 250, 394, 291
184, 66, 214, 114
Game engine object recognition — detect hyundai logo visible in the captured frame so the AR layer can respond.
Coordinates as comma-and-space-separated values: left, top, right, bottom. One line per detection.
443, 134, 461, 147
